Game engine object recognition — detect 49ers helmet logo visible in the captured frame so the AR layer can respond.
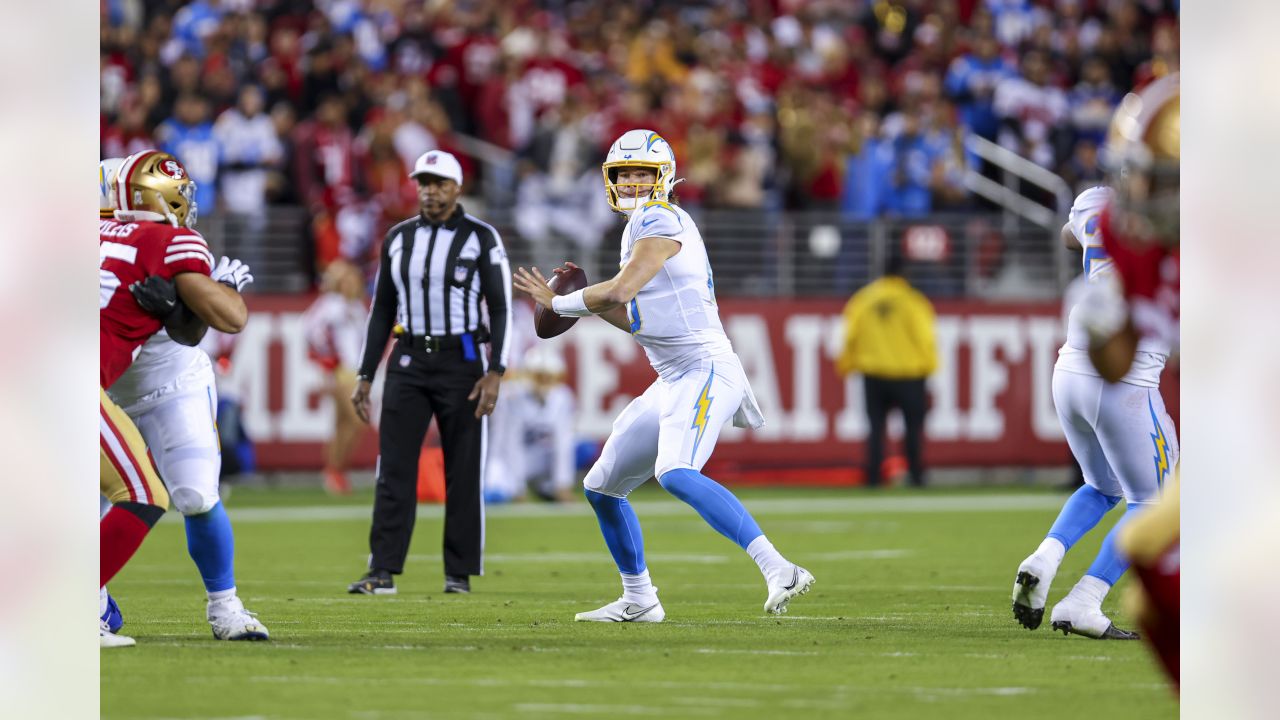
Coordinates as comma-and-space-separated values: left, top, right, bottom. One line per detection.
157, 159, 187, 180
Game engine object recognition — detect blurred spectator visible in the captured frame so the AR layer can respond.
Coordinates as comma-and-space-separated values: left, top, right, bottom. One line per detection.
944, 30, 1015, 141
99, 0, 1178, 239
886, 110, 936, 217
1060, 138, 1106, 195
102, 101, 155, 160
1068, 56, 1122, 149
842, 112, 895, 221
214, 85, 284, 216
994, 49, 1068, 169
292, 93, 354, 215
156, 93, 221, 214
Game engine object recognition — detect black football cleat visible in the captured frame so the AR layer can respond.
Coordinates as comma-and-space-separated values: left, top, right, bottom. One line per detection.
1051, 619, 1141, 640
1011, 571, 1045, 630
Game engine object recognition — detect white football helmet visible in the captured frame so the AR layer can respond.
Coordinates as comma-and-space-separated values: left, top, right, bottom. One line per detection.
601, 129, 679, 213
99, 157, 125, 218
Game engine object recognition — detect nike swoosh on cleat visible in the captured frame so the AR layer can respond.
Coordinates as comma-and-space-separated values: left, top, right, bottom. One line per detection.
782, 567, 800, 591
620, 603, 658, 621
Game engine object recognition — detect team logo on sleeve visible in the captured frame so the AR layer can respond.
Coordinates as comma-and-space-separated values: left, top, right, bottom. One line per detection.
157, 159, 188, 180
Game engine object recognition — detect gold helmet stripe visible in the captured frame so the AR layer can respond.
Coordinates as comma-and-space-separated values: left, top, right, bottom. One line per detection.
115, 149, 159, 213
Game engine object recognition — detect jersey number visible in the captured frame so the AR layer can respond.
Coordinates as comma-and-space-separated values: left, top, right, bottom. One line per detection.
100, 242, 138, 309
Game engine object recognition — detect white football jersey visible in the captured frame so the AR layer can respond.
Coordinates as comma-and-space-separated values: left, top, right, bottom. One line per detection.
619, 201, 733, 380
108, 331, 214, 411
1057, 186, 1168, 387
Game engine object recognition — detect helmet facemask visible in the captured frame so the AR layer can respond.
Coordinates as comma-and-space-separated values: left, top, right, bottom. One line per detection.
602, 161, 673, 213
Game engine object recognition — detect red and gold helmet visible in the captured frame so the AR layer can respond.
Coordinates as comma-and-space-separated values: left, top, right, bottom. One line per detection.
1104, 73, 1179, 247
114, 150, 198, 228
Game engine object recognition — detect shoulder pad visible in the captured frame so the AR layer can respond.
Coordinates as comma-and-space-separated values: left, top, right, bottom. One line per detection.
633, 201, 683, 239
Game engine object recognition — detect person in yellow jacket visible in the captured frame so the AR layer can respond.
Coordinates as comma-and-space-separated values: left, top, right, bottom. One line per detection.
835, 255, 938, 487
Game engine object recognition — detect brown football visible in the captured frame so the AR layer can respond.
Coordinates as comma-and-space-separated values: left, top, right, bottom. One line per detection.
534, 266, 588, 339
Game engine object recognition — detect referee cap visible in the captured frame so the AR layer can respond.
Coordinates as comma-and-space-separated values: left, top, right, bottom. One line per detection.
410, 150, 463, 186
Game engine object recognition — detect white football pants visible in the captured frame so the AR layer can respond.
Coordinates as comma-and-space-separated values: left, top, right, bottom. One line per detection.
121, 369, 223, 516
1052, 369, 1179, 503
585, 355, 745, 498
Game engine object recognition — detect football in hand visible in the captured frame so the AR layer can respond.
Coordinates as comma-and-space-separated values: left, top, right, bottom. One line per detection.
534, 265, 589, 339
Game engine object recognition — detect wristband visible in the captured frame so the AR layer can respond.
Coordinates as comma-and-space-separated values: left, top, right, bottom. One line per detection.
551, 289, 591, 317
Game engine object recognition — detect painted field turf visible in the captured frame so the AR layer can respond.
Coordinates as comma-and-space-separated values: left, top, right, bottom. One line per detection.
101, 486, 1177, 719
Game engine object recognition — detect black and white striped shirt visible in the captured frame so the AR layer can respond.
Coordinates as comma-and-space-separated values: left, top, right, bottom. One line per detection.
358, 205, 512, 377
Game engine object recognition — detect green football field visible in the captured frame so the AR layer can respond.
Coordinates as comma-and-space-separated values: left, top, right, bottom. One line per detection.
101, 485, 1177, 719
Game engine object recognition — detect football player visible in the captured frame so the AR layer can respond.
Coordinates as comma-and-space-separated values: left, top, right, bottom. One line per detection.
1013, 73, 1181, 644
486, 345, 577, 503
1010, 183, 1178, 639
100, 150, 259, 646
513, 130, 814, 622
1089, 74, 1180, 678
301, 259, 369, 495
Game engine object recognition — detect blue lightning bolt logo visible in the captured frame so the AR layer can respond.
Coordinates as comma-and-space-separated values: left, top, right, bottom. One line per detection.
689, 366, 716, 464
1148, 394, 1171, 487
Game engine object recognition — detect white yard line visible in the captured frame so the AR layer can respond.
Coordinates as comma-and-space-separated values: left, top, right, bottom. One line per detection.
210, 493, 1064, 524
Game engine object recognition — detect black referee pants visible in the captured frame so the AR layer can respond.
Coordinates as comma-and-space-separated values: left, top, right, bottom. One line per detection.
370, 343, 485, 577
864, 375, 928, 488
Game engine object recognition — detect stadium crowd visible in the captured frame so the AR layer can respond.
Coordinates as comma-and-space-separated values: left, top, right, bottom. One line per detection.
100, 0, 1179, 261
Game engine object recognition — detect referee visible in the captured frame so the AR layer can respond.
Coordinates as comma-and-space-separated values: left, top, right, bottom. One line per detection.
348, 150, 511, 596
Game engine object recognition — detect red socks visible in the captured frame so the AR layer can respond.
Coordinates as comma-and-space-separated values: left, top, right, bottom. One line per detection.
100, 505, 156, 586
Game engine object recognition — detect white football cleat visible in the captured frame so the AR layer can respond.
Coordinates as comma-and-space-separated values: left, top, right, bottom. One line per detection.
1049, 597, 1140, 640
1012, 552, 1058, 630
208, 596, 270, 641
574, 598, 665, 623
100, 619, 136, 649
764, 564, 815, 615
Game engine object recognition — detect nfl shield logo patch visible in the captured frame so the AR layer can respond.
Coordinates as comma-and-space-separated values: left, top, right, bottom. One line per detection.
399, 355, 411, 368
454, 265, 470, 283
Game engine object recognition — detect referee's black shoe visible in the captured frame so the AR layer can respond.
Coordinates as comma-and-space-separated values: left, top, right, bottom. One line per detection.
444, 575, 470, 594
348, 569, 396, 595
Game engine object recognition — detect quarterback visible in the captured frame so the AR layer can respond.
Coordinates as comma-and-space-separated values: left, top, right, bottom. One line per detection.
513, 129, 814, 622
100, 150, 262, 646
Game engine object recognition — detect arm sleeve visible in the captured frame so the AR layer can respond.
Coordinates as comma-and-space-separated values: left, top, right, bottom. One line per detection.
357, 234, 398, 379
477, 222, 513, 371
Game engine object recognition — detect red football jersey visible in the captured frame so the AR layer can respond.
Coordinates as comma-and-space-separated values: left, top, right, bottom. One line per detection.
99, 219, 213, 386
1099, 206, 1180, 351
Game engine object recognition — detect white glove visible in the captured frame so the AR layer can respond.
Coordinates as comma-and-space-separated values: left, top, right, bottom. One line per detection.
1077, 273, 1128, 344
211, 256, 254, 292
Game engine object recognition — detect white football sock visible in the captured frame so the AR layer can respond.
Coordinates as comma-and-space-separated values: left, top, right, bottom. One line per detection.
208, 587, 237, 604
1065, 575, 1111, 608
1036, 537, 1067, 566
99, 586, 109, 617
620, 571, 658, 604
746, 536, 790, 583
